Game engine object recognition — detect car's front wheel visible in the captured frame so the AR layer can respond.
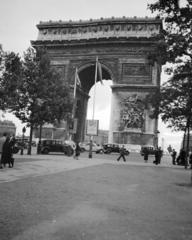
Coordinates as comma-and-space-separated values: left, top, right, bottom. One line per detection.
105, 149, 112, 154
42, 148, 49, 154
64, 146, 74, 156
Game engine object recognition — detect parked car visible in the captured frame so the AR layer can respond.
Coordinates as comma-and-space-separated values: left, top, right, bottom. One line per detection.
79, 142, 104, 153
103, 143, 130, 155
38, 139, 74, 156
140, 145, 156, 156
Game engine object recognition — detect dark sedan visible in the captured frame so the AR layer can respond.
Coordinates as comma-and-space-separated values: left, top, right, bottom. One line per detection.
103, 144, 130, 155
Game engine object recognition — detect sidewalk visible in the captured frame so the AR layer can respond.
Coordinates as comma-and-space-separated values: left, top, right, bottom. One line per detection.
0, 152, 187, 183
0, 155, 107, 183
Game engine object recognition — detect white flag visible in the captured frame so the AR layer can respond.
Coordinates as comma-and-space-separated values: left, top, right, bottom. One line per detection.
75, 68, 81, 86
73, 68, 81, 98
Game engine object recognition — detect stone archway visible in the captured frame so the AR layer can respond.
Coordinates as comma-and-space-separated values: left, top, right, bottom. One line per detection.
71, 62, 113, 142
31, 17, 162, 146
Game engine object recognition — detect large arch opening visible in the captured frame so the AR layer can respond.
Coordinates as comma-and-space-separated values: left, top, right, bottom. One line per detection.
87, 79, 113, 132
74, 63, 113, 143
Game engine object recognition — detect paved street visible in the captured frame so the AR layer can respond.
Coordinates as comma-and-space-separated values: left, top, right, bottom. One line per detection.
0, 151, 192, 240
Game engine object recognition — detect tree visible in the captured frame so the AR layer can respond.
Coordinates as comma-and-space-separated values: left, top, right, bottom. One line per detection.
157, 64, 192, 130
0, 51, 23, 111
1, 47, 73, 154
148, 0, 192, 165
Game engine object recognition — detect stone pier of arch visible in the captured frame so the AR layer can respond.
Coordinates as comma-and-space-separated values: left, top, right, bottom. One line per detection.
31, 17, 162, 147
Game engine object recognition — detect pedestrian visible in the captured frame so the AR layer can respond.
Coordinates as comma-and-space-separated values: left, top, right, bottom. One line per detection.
153, 147, 163, 165
37, 140, 41, 154
74, 142, 81, 160
9, 135, 16, 167
1, 136, 13, 168
117, 145, 127, 162
189, 152, 192, 169
0, 133, 7, 169
171, 149, 177, 165
143, 148, 148, 163
153, 148, 159, 165
167, 145, 172, 154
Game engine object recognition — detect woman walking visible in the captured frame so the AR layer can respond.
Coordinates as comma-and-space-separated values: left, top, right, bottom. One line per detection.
2, 136, 13, 168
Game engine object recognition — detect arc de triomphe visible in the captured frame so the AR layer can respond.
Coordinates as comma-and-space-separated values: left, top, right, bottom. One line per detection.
32, 17, 162, 146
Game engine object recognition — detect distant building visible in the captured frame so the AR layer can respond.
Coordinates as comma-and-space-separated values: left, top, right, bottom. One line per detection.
0, 120, 16, 137
33, 122, 67, 140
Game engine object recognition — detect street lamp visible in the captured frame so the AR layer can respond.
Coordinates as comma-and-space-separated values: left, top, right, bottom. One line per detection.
155, 130, 160, 148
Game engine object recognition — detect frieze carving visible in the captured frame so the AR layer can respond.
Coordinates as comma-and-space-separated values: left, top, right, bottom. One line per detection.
37, 18, 161, 42
54, 47, 150, 56
119, 94, 145, 130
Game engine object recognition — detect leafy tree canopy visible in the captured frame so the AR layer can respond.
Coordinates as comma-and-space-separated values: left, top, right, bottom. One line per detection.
148, 0, 192, 66
0, 47, 73, 128
156, 63, 192, 130
148, 0, 192, 132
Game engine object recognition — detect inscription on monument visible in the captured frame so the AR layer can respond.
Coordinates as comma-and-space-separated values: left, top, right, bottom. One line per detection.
121, 63, 151, 84
122, 63, 150, 76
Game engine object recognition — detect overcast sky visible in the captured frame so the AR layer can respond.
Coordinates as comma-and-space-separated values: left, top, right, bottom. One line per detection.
0, 0, 183, 150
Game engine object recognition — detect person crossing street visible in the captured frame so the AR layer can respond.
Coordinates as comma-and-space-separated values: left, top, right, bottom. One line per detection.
117, 145, 127, 162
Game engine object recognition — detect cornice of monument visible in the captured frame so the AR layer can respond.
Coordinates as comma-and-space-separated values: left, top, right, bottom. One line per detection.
33, 16, 162, 43
37, 16, 161, 28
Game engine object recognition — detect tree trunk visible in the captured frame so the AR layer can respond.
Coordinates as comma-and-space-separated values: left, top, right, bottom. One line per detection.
182, 127, 187, 149
39, 124, 42, 142
185, 117, 191, 169
27, 125, 33, 155
37, 124, 42, 154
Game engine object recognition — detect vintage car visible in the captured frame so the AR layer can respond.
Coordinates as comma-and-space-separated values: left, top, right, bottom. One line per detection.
38, 139, 74, 156
79, 142, 104, 153
103, 143, 130, 155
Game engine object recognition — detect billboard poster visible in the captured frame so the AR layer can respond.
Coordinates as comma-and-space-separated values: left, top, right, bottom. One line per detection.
86, 120, 99, 136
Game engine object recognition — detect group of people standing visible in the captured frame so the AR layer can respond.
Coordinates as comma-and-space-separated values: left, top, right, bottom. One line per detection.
171, 148, 192, 167
0, 133, 16, 169
143, 147, 163, 165
153, 147, 163, 165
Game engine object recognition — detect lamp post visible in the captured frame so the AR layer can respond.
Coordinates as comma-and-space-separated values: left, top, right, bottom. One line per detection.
155, 130, 160, 148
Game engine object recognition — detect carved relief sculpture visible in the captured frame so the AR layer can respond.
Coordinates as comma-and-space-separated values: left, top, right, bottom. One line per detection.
119, 94, 145, 131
